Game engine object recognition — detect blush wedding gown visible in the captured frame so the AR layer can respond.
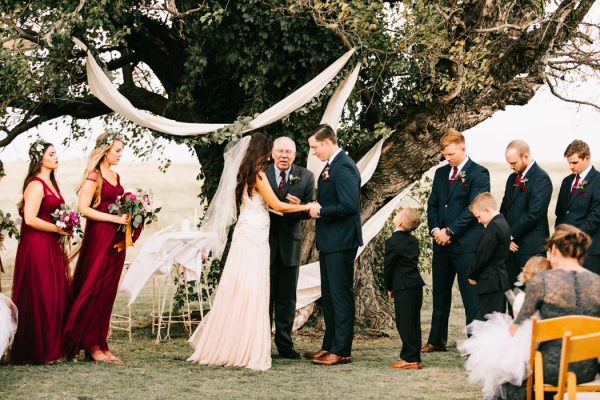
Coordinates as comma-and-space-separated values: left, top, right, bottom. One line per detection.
187, 190, 271, 371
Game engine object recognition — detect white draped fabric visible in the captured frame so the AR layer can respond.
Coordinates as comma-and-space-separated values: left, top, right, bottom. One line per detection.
295, 183, 415, 310
72, 38, 355, 136
120, 226, 214, 305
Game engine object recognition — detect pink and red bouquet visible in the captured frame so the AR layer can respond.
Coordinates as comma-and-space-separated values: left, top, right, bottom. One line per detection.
108, 188, 160, 233
51, 204, 83, 246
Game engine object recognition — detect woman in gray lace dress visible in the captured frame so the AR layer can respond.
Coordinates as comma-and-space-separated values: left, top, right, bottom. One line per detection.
504, 224, 600, 399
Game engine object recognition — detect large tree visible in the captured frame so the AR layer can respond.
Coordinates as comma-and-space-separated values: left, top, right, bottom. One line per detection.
1, 0, 599, 328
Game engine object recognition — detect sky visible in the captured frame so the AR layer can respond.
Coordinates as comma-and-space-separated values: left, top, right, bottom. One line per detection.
1, 4, 599, 164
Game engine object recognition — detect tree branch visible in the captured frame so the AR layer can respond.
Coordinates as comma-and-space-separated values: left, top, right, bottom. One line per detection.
544, 74, 600, 111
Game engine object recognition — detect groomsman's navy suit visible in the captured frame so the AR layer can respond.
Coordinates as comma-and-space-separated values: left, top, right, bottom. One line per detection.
426, 158, 490, 348
500, 162, 552, 287
555, 166, 600, 275
316, 150, 362, 358
266, 163, 315, 354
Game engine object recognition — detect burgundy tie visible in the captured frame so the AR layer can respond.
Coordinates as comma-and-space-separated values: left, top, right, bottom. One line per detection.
449, 166, 458, 186
571, 174, 581, 193
513, 174, 522, 191
278, 170, 286, 196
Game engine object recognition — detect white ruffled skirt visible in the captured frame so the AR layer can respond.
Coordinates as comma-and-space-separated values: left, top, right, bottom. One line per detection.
0, 293, 18, 358
458, 312, 532, 400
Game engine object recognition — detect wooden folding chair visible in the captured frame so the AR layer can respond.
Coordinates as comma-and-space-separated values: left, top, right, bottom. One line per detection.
555, 331, 600, 400
526, 315, 600, 400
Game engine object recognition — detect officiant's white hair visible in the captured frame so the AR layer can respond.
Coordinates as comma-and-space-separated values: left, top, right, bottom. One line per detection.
273, 136, 296, 152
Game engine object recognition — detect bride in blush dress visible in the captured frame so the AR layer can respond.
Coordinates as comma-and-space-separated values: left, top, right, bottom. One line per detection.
187, 133, 312, 371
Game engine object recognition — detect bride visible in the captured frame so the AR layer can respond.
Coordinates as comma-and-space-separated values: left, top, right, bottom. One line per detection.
187, 132, 312, 371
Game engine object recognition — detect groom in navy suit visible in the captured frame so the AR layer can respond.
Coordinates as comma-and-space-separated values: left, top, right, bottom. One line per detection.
555, 140, 600, 275
422, 129, 489, 353
303, 124, 362, 366
500, 140, 552, 292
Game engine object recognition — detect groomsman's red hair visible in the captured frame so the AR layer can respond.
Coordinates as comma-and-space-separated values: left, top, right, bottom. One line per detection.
439, 128, 464, 150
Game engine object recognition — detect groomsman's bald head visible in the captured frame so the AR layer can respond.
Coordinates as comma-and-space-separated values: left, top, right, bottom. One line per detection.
505, 140, 532, 174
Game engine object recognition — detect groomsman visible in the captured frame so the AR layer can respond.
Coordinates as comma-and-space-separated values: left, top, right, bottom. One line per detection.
266, 137, 315, 359
422, 129, 489, 353
304, 124, 362, 366
555, 140, 600, 275
500, 140, 552, 289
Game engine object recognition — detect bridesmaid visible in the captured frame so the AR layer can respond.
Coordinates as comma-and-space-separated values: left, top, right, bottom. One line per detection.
64, 132, 128, 363
11, 141, 70, 364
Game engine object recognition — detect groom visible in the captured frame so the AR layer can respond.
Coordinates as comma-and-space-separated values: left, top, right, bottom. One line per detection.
305, 124, 362, 366
266, 137, 315, 359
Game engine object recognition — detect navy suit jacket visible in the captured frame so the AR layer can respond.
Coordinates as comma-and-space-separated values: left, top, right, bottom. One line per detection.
500, 162, 552, 254
468, 214, 511, 295
384, 231, 424, 291
316, 151, 363, 253
555, 166, 600, 255
266, 163, 315, 266
427, 158, 490, 254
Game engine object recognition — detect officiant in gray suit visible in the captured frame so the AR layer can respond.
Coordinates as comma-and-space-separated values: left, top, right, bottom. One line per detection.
266, 136, 315, 359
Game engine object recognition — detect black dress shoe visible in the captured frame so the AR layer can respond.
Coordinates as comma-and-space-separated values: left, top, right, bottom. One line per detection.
278, 349, 301, 359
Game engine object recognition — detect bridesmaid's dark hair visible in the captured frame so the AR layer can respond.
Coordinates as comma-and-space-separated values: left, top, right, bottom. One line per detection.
546, 224, 591, 265
17, 142, 60, 216
235, 132, 272, 207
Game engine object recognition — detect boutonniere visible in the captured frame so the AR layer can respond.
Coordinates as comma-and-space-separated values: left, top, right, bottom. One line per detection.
456, 170, 467, 183
577, 180, 588, 190
288, 174, 301, 184
519, 178, 529, 192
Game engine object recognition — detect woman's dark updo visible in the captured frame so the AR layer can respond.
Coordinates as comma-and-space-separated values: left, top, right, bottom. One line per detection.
546, 224, 591, 265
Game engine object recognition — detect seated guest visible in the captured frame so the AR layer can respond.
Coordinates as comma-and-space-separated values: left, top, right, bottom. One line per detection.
468, 192, 511, 318
384, 208, 425, 370
508, 224, 600, 398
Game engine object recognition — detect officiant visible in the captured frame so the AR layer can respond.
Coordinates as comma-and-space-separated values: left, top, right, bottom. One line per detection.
267, 136, 315, 359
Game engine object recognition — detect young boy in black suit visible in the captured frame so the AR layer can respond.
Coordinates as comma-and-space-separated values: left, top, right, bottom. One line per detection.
384, 207, 425, 370
468, 192, 511, 318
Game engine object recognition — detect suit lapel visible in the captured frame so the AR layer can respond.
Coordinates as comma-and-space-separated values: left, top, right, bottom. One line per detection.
507, 172, 518, 207
446, 159, 472, 201
283, 164, 295, 197
568, 167, 598, 207
266, 164, 279, 195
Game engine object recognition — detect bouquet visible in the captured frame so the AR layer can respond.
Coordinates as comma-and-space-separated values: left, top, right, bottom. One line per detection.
51, 204, 83, 246
108, 188, 160, 251
0, 210, 20, 245
0, 209, 21, 277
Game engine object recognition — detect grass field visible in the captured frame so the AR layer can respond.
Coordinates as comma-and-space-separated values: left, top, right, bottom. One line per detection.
0, 160, 590, 399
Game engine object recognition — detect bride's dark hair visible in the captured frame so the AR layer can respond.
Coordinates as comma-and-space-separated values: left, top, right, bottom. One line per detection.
235, 132, 272, 207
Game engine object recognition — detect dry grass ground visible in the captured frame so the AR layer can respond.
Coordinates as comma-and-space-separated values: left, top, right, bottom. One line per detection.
0, 160, 591, 399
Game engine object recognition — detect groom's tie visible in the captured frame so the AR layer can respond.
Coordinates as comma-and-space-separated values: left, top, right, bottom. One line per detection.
278, 170, 286, 196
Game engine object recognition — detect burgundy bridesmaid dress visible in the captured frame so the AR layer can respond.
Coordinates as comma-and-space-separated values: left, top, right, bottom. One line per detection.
64, 172, 125, 356
11, 177, 70, 364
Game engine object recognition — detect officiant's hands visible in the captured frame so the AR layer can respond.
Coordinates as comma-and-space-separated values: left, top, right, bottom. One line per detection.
509, 241, 519, 252
286, 194, 301, 205
309, 202, 321, 219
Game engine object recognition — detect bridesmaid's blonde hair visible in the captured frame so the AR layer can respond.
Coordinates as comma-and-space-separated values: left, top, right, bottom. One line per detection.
76, 132, 123, 208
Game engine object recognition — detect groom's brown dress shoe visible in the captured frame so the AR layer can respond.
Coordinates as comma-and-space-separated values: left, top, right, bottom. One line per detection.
303, 349, 329, 360
311, 353, 351, 365
420, 343, 447, 353
390, 359, 423, 370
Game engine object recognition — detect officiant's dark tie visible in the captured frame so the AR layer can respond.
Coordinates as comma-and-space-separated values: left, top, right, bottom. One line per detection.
571, 174, 581, 193
513, 174, 522, 191
278, 170, 286, 196
449, 166, 458, 186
